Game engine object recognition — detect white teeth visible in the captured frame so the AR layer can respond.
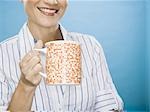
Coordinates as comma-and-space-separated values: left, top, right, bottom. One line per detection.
40, 8, 56, 14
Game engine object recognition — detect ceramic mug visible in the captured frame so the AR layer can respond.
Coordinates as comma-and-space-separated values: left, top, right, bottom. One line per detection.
34, 40, 81, 85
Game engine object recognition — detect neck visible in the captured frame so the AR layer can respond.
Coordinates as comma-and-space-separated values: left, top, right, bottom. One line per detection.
27, 21, 63, 44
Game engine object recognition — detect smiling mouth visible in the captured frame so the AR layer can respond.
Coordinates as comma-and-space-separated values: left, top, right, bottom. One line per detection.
37, 7, 59, 16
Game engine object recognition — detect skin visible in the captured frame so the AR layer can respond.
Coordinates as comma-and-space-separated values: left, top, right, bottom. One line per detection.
8, 0, 68, 111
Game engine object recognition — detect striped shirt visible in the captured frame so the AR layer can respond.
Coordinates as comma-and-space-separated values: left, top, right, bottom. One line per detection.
0, 23, 123, 112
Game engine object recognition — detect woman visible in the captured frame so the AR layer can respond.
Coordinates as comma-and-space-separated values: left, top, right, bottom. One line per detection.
0, 0, 123, 111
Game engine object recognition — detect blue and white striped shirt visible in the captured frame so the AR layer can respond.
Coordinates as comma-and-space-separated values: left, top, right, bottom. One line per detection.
0, 23, 123, 112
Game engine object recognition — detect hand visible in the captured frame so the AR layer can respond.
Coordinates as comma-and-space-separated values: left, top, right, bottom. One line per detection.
19, 40, 43, 87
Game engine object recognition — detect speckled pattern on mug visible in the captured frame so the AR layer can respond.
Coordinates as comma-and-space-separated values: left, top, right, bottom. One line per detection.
45, 41, 81, 85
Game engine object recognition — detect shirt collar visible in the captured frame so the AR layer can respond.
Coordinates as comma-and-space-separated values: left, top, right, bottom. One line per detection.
59, 23, 68, 40
19, 22, 69, 44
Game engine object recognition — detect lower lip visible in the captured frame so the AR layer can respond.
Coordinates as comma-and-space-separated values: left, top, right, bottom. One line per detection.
38, 8, 58, 16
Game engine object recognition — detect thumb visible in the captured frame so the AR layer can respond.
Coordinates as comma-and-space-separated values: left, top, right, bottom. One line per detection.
34, 40, 43, 49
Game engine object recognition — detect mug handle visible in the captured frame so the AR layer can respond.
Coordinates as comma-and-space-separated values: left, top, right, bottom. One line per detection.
33, 48, 47, 78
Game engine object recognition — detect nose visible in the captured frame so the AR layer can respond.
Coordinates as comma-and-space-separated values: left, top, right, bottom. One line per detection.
47, 0, 58, 4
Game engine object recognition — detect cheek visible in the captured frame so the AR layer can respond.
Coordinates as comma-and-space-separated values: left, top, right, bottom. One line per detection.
23, 0, 39, 4
62, 1, 68, 12
24, 1, 35, 17
64, 0, 68, 7
59, 0, 68, 8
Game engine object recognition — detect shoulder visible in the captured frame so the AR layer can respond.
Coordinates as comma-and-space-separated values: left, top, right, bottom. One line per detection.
0, 34, 20, 71
0, 35, 19, 62
0, 34, 19, 46
68, 32, 98, 45
67, 32, 103, 51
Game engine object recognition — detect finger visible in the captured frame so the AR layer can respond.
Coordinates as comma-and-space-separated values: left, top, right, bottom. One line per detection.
32, 63, 43, 74
25, 63, 42, 80
32, 64, 42, 85
23, 56, 41, 73
24, 63, 42, 81
21, 49, 41, 67
21, 51, 33, 64
21, 40, 43, 65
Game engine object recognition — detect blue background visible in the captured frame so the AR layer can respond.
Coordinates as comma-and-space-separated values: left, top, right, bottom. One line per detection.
0, 0, 149, 111
147, 0, 150, 111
